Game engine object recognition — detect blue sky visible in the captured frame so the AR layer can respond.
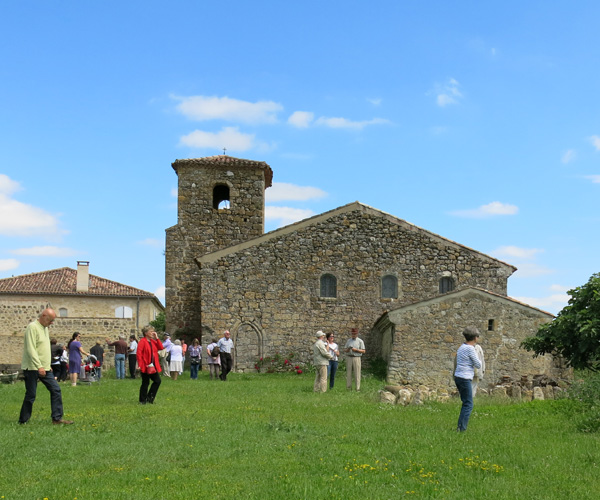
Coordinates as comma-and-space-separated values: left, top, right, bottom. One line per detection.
1, 1, 598, 315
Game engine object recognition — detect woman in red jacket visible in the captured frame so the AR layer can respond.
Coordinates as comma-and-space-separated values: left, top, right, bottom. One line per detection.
136, 325, 164, 404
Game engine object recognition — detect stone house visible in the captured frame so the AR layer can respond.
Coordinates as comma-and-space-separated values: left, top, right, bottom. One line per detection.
165, 155, 566, 388
0, 261, 164, 370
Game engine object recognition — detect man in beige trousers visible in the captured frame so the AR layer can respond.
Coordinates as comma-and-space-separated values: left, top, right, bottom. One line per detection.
312, 330, 332, 392
344, 328, 365, 391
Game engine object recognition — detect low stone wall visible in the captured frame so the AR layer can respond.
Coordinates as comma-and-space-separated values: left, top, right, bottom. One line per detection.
380, 374, 568, 406
1, 317, 138, 368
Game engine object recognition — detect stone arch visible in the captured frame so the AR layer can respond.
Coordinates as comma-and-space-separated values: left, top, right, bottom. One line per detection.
370, 314, 395, 379
232, 322, 264, 373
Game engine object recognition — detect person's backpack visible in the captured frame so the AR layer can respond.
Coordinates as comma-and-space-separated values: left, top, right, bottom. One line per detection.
210, 345, 220, 358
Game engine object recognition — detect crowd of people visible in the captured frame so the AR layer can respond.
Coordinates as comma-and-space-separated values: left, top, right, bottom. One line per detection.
312, 328, 365, 393
19, 307, 486, 432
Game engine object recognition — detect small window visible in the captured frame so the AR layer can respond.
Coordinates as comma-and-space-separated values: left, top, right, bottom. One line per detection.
115, 306, 133, 319
488, 319, 495, 331
381, 275, 398, 299
439, 277, 455, 294
320, 274, 337, 298
58, 308, 68, 318
213, 184, 230, 209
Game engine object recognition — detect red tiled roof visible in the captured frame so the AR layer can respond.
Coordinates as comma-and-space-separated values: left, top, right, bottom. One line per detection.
0, 267, 156, 298
172, 155, 273, 187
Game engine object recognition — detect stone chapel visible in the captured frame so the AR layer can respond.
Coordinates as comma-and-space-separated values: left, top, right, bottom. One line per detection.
165, 155, 566, 390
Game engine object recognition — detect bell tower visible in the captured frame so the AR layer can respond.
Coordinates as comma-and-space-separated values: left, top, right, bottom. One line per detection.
165, 155, 273, 336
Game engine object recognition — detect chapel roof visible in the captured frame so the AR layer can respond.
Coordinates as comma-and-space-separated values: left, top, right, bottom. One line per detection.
172, 155, 273, 187
196, 201, 517, 275
0, 267, 159, 301
384, 286, 553, 318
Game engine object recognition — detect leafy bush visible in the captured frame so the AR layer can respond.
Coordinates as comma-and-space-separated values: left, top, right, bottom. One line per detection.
566, 371, 600, 432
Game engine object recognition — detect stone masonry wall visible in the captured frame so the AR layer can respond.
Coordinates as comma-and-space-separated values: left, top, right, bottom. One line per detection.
198, 205, 514, 372
166, 160, 268, 336
0, 297, 141, 368
385, 289, 568, 390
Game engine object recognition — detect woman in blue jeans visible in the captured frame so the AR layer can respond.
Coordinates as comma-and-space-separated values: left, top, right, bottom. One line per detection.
326, 333, 340, 389
454, 327, 482, 432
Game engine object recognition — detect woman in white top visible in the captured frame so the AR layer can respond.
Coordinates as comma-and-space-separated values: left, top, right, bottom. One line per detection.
169, 340, 184, 380
206, 338, 221, 381
454, 327, 482, 432
326, 332, 340, 390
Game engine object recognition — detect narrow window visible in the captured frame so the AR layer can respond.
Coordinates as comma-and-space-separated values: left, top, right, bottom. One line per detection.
58, 308, 68, 318
488, 319, 495, 331
320, 274, 337, 298
439, 277, 455, 294
213, 184, 230, 209
381, 275, 398, 299
115, 306, 133, 319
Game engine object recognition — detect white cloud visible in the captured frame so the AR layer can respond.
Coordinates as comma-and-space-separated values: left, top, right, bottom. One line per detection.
561, 149, 576, 164
288, 111, 314, 128
367, 97, 382, 106
154, 285, 165, 305
511, 262, 553, 278
584, 175, 600, 184
0, 176, 65, 238
173, 95, 282, 124
491, 246, 544, 260
314, 116, 390, 130
265, 206, 315, 227
171, 187, 178, 197
449, 201, 518, 218
11, 246, 78, 257
549, 284, 570, 293
266, 182, 327, 202
512, 293, 568, 313
0, 174, 21, 196
434, 78, 463, 107
590, 135, 600, 151
138, 238, 163, 248
179, 127, 255, 151
0, 258, 19, 272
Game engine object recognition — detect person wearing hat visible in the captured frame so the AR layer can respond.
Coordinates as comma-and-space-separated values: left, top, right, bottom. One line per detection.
344, 328, 365, 391
312, 331, 333, 392
217, 330, 234, 381
160, 333, 172, 377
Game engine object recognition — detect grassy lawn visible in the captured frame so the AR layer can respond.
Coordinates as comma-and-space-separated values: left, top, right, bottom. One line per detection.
1, 370, 598, 500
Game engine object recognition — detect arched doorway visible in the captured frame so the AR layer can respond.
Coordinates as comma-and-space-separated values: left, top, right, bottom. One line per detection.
233, 323, 263, 372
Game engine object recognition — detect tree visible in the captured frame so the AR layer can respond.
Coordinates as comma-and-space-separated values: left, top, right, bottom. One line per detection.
522, 272, 600, 371
150, 311, 166, 333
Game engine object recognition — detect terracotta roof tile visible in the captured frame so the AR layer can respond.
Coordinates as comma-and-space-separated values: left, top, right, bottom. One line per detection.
172, 155, 273, 187
0, 267, 156, 298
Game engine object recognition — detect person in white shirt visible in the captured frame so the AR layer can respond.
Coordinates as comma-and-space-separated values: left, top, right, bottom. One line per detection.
128, 335, 138, 379
160, 333, 172, 377
344, 328, 365, 391
169, 340, 184, 381
454, 327, 482, 432
326, 333, 340, 389
217, 330, 234, 381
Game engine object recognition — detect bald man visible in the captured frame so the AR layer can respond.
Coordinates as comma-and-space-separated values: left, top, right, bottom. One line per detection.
19, 308, 73, 425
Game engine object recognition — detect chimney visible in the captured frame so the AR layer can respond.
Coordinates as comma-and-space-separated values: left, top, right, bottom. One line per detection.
76, 261, 90, 292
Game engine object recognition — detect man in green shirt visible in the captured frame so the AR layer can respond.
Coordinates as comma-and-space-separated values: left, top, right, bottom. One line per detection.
19, 308, 73, 425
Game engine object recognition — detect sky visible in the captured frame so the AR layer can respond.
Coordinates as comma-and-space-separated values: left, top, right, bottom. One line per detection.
0, 1, 598, 315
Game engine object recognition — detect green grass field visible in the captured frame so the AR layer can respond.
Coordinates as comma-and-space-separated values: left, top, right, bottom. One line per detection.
1, 370, 598, 500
